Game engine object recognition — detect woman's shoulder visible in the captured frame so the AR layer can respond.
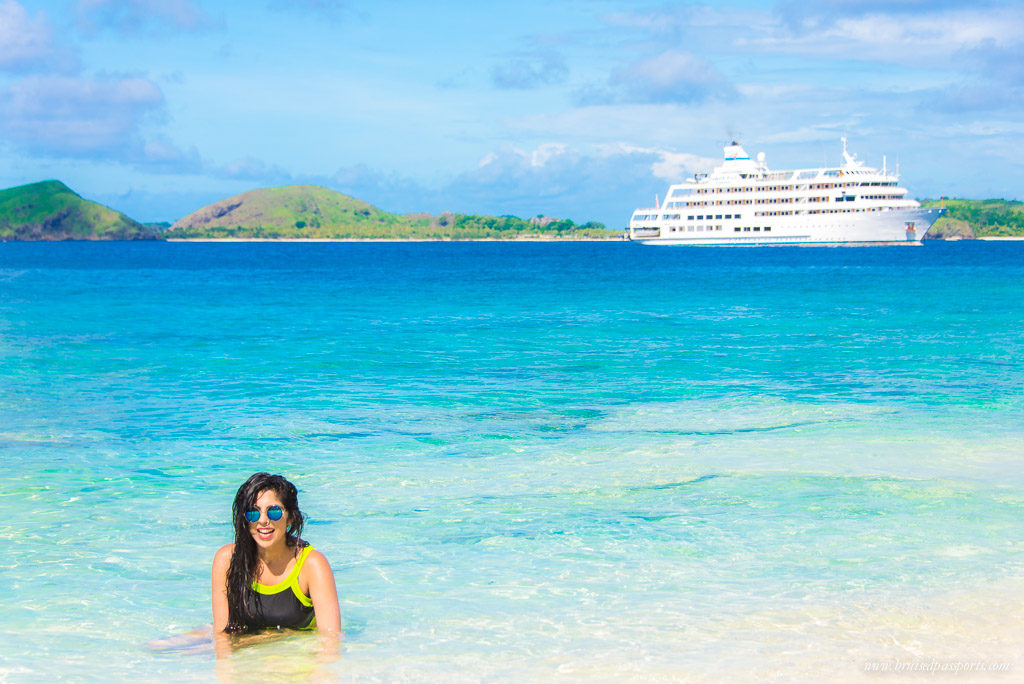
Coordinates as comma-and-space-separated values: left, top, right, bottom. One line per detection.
299, 546, 333, 575
304, 546, 328, 562
212, 543, 235, 568
211, 544, 235, 587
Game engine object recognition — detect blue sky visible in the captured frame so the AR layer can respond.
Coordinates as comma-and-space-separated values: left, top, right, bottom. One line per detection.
1, 0, 1022, 227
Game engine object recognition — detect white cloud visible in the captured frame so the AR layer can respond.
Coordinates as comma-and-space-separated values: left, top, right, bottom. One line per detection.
0, 74, 164, 156
939, 121, 1024, 137
604, 2, 1024, 75
76, 0, 213, 34
0, 0, 75, 73
141, 138, 202, 172
217, 156, 293, 182
601, 5, 770, 38
617, 51, 732, 102
491, 51, 569, 90
268, 143, 679, 227
430, 143, 717, 226
530, 143, 571, 168
588, 50, 735, 105
606, 143, 716, 181
650, 150, 713, 181
757, 124, 850, 145
750, 7, 1024, 62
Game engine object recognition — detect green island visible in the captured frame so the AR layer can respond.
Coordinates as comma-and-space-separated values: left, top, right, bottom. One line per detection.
0, 180, 157, 241
164, 185, 615, 240
922, 199, 1024, 239
2, 180, 1023, 241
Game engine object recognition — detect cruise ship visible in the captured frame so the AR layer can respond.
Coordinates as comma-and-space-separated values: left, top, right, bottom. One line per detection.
629, 139, 943, 246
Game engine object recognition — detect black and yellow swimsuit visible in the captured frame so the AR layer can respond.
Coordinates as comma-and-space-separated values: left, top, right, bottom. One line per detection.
243, 545, 317, 630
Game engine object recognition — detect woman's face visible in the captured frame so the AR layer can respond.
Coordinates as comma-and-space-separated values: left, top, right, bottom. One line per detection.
248, 488, 290, 549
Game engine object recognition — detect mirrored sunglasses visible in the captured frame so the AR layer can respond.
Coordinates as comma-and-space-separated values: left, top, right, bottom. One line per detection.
245, 505, 284, 523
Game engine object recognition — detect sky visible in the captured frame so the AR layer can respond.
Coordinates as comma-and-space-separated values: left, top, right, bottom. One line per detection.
1, 0, 1023, 227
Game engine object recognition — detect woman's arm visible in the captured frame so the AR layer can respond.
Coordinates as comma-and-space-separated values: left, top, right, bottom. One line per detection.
304, 550, 342, 633
211, 543, 234, 633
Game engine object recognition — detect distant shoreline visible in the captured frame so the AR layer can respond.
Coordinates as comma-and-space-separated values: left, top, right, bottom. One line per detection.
165, 237, 629, 243
160, 236, 1024, 243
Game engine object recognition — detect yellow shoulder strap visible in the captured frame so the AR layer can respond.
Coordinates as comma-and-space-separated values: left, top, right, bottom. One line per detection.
288, 545, 315, 608
289, 545, 314, 584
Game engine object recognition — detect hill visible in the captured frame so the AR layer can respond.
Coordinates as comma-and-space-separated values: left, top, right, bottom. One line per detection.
922, 198, 1024, 238
166, 185, 415, 238
164, 185, 614, 239
0, 180, 156, 241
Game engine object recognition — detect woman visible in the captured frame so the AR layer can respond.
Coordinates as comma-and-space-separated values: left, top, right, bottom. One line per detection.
212, 472, 341, 635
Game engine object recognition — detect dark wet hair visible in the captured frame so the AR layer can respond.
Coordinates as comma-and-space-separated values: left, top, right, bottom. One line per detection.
223, 472, 305, 633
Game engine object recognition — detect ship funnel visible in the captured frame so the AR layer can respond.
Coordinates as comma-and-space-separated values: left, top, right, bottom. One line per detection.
724, 143, 749, 161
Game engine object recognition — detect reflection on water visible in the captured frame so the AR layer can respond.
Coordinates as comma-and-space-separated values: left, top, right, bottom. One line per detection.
147, 625, 344, 681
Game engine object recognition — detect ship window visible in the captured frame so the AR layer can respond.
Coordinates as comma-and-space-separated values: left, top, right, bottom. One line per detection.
744, 227, 751, 232
715, 214, 722, 219
765, 227, 771, 232
753, 227, 760, 232
734, 227, 741, 232
688, 215, 694, 220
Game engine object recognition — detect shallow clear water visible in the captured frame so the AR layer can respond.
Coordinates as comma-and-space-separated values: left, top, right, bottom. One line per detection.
0, 241, 1021, 681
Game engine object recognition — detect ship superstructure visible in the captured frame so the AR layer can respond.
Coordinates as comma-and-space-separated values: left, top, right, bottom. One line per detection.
629, 139, 943, 245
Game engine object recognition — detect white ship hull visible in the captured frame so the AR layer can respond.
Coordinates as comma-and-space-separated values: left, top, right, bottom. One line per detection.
630, 139, 942, 247
632, 207, 944, 246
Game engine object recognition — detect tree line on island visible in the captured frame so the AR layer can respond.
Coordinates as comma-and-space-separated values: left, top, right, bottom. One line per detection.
920, 199, 1024, 238
0, 181, 616, 241
0, 179, 1022, 241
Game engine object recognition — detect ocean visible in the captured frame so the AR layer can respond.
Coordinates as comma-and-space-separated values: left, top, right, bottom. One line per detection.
1, 241, 1021, 681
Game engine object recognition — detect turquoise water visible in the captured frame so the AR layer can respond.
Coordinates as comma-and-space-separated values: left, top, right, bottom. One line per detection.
0, 241, 1021, 680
